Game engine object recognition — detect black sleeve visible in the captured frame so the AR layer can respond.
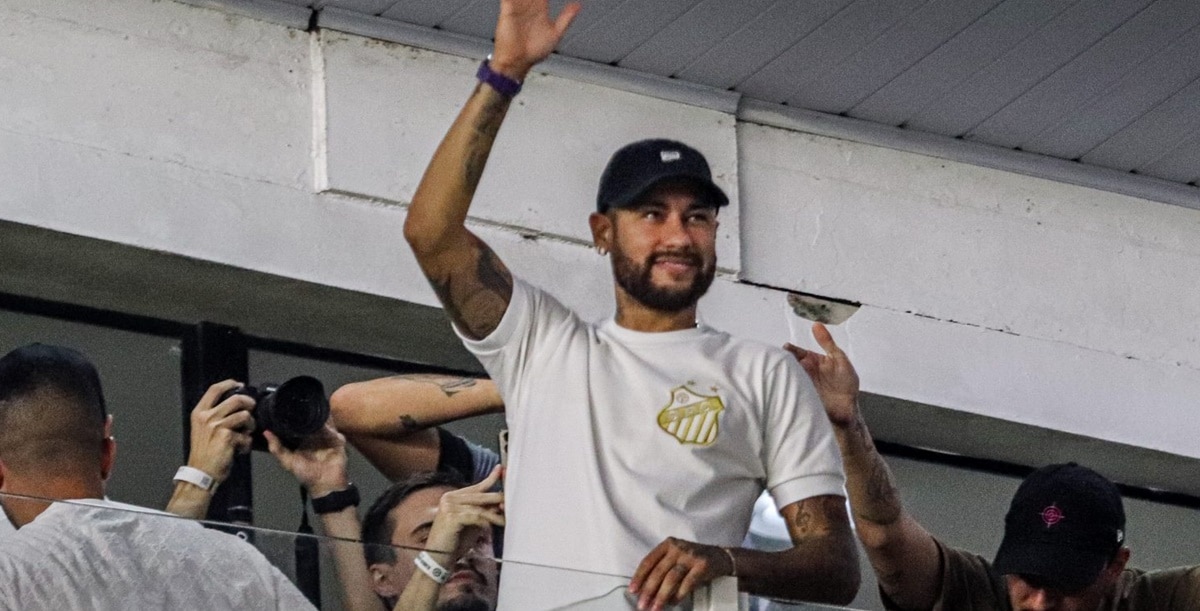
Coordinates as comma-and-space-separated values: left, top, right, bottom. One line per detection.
436, 427, 475, 482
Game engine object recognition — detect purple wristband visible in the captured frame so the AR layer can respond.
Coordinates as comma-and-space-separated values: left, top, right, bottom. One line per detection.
477, 58, 523, 98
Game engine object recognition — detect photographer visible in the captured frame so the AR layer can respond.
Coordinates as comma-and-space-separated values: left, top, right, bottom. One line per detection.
0, 343, 313, 609
268, 422, 501, 611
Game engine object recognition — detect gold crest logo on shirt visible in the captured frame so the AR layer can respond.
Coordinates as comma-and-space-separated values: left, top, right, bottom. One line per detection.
657, 385, 724, 446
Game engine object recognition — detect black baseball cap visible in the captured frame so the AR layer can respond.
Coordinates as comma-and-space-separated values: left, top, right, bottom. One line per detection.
993, 463, 1126, 591
595, 139, 729, 213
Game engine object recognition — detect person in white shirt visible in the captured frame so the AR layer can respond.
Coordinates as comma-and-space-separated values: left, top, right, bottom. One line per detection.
0, 343, 314, 611
402, 1, 860, 609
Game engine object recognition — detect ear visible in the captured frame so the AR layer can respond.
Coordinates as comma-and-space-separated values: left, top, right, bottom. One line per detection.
369, 563, 400, 598
1109, 546, 1131, 574
100, 414, 116, 481
589, 211, 613, 251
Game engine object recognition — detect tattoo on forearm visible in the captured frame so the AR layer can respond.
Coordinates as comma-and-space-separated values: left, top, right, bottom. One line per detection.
463, 86, 510, 188
398, 414, 420, 433
397, 374, 478, 397
860, 451, 904, 525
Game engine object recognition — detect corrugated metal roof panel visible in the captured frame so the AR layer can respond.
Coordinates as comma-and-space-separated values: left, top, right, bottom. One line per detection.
908, 0, 1154, 136
786, 0, 1004, 114
1023, 23, 1200, 160
849, 0, 1076, 126
967, 1, 1200, 149
674, 0, 854, 90
738, 0, 927, 105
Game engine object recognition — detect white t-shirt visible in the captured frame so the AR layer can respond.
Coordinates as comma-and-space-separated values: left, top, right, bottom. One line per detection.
0, 498, 314, 611
0, 507, 13, 537
460, 279, 845, 609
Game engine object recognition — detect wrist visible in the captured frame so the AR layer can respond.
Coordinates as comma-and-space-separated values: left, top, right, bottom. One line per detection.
310, 483, 360, 515
306, 478, 350, 499
485, 56, 529, 81
174, 465, 217, 492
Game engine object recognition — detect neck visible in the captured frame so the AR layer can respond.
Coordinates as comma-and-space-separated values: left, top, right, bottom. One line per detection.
1, 473, 103, 528
614, 291, 699, 332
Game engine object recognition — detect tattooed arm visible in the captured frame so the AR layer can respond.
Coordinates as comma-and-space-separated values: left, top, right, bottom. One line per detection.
330, 375, 504, 480
787, 323, 941, 611
403, 0, 580, 340
629, 495, 858, 609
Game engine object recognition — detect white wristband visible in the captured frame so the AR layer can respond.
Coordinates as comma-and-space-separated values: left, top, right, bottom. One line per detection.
173, 466, 215, 492
414, 551, 450, 584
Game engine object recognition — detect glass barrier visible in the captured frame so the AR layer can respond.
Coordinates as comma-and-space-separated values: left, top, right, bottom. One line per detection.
0, 493, 874, 610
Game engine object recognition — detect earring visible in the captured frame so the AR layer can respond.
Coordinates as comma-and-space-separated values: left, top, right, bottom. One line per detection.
596, 245, 608, 256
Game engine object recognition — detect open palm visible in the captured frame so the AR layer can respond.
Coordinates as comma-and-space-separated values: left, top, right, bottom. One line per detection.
492, 0, 581, 78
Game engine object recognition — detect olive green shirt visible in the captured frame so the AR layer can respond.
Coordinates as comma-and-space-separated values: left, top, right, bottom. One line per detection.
883, 539, 1200, 611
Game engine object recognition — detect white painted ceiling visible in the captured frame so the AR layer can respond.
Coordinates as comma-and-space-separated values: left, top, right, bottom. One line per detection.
253, 0, 1200, 193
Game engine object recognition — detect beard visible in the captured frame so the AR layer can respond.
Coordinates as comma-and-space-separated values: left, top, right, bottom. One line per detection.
612, 244, 715, 313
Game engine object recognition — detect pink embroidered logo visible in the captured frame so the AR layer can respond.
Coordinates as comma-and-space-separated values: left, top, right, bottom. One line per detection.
1041, 504, 1064, 528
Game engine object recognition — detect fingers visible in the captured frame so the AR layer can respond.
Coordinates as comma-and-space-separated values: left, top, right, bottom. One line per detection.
651, 563, 696, 611
629, 540, 668, 595
217, 409, 255, 433
811, 322, 841, 355
554, 1, 582, 36
473, 464, 503, 490
196, 379, 242, 414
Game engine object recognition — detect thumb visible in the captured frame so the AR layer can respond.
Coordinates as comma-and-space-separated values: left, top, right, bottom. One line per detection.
263, 430, 285, 458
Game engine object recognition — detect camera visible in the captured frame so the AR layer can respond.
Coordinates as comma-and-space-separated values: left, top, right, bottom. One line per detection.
221, 376, 329, 450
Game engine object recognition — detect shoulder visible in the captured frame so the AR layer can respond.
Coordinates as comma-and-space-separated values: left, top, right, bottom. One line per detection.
697, 326, 793, 367
1121, 565, 1200, 604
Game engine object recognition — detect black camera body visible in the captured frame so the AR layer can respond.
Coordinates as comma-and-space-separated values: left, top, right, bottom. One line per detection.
222, 376, 329, 450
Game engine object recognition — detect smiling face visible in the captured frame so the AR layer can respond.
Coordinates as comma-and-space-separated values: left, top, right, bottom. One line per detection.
592, 180, 719, 314
369, 486, 499, 611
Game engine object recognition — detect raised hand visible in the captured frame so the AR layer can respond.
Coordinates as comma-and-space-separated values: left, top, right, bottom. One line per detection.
629, 537, 734, 611
784, 322, 860, 428
265, 423, 349, 498
425, 465, 506, 559
187, 380, 255, 484
491, 0, 582, 80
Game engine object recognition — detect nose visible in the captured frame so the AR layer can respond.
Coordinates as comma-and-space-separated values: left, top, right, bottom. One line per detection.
1020, 588, 1059, 611
659, 212, 693, 248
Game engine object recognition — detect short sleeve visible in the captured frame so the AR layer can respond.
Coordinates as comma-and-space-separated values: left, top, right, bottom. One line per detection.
436, 427, 501, 484
881, 538, 1007, 611
455, 277, 581, 419
762, 354, 846, 508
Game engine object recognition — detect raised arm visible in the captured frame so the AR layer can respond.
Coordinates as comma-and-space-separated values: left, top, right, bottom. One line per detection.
786, 323, 942, 611
394, 467, 505, 611
330, 375, 503, 480
166, 380, 254, 519
267, 425, 381, 611
404, 0, 580, 340
629, 494, 859, 610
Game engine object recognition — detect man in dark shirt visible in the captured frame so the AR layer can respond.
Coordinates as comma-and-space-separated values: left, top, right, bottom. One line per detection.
790, 322, 1200, 611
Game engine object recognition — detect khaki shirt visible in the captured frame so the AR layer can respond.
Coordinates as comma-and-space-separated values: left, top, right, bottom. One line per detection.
882, 539, 1200, 611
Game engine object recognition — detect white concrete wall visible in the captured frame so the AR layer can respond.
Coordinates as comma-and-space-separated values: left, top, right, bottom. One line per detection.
1, 0, 1197, 459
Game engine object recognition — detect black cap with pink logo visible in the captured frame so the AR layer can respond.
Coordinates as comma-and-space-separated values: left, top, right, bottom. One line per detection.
993, 463, 1126, 591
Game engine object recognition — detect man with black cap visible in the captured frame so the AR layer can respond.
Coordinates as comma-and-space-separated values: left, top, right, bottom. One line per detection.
790, 322, 1200, 611
402, 1, 858, 609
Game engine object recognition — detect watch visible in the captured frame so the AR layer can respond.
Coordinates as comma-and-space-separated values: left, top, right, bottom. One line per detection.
310, 483, 361, 514
477, 56, 523, 98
